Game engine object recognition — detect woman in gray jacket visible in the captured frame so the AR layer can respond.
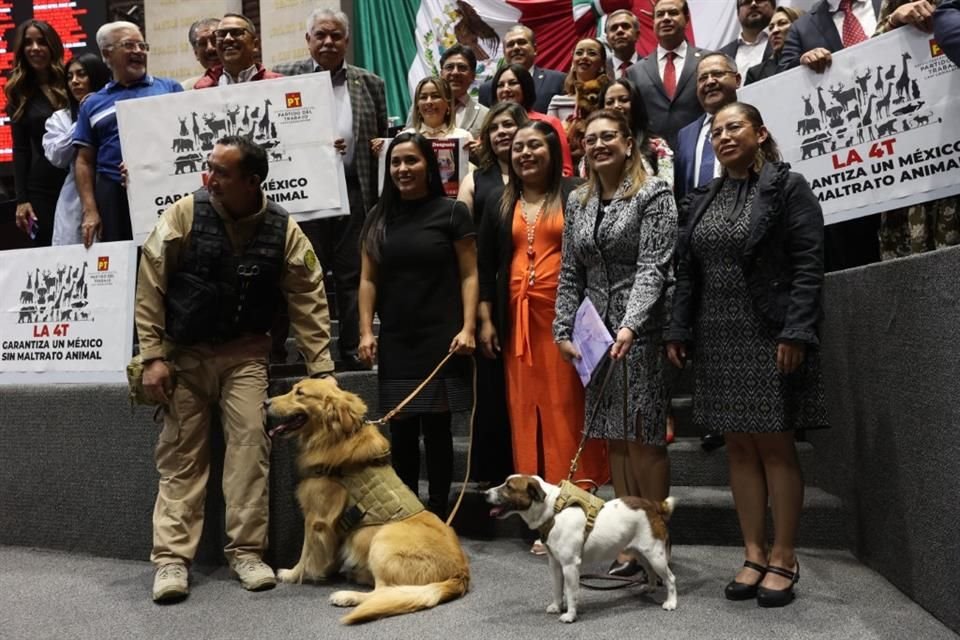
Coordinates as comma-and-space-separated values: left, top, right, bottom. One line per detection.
553, 109, 677, 576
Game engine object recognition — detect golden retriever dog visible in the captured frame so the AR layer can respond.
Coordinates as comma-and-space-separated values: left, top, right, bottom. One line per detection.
265, 377, 470, 624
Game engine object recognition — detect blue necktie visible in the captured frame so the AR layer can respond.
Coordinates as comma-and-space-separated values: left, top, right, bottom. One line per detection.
698, 126, 716, 187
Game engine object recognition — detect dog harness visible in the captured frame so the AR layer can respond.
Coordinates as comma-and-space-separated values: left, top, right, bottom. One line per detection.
538, 480, 606, 542
304, 452, 425, 535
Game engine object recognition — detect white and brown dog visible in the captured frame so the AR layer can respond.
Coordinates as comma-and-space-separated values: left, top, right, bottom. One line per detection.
486, 474, 677, 622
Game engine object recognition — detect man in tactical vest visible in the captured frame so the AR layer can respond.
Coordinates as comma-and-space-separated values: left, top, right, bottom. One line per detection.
136, 135, 334, 603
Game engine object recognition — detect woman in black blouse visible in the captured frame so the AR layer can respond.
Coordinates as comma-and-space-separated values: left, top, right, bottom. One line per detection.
5, 20, 68, 246
358, 131, 478, 519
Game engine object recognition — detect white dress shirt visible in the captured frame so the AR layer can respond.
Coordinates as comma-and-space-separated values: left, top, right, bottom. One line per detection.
826, 0, 879, 40
656, 41, 689, 86
734, 31, 769, 74
611, 52, 639, 77
694, 114, 721, 187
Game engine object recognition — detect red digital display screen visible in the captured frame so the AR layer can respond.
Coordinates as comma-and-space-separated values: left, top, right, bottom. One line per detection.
1, 1, 104, 168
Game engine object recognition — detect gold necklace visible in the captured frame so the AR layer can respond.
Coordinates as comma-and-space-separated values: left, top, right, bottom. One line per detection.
520, 192, 545, 285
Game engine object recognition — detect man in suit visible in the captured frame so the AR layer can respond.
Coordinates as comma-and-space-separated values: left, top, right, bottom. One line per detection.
720, 0, 775, 73
605, 9, 641, 78
674, 53, 741, 202
626, 0, 706, 150
779, 0, 883, 72
273, 8, 388, 370
777, 0, 883, 271
478, 25, 565, 113
935, 0, 960, 64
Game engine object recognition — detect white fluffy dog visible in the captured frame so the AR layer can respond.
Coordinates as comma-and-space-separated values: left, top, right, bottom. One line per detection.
486, 474, 677, 622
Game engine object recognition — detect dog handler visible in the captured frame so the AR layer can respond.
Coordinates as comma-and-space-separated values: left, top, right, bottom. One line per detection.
136, 136, 334, 602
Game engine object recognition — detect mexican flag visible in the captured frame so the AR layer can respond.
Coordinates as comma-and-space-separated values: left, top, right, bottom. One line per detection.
355, 0, 815, 121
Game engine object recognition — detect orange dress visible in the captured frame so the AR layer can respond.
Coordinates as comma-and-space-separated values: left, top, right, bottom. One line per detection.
503, 201, 608, 485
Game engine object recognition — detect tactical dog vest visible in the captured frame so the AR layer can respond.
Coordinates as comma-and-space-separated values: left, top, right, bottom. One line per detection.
165, 189, 288, 344
305, 452, 425, 535
538, 480, 606, 542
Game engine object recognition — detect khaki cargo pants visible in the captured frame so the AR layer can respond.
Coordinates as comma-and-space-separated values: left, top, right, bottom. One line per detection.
150, 337, 271, 567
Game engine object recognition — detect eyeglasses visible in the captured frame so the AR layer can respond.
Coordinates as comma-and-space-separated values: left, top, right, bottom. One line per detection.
738, 0, 772, 7
710, 120, 751, 140
441, 62, 471, 73
111, 40, 149, 52
582, 130, 621, 147
215, 28, 252, 40
697, 70, 736, 84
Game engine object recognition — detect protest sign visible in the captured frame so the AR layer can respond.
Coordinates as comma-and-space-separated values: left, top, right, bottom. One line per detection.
117, 73, 349, 243
377, 137, 470, 197
0, 241, 137, 384
738, 29, 960, 225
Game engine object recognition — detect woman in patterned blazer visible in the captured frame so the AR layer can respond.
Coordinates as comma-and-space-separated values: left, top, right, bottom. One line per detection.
553, 109, 677, 577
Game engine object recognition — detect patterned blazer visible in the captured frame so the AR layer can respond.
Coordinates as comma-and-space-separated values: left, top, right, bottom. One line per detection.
272, 58, 388, 213
554, 176, 677, 343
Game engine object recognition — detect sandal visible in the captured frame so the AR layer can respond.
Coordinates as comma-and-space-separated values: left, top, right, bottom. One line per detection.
756, 562, 800, 608
724, 560, 767, 601
530, 539, 547, 555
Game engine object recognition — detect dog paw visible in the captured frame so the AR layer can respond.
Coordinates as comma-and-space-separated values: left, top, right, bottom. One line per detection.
329, 590, 362, 607
661, 598, 677, 611
546, 603, 561, 614
559, 612, 577, 623
276, 568, 300, 584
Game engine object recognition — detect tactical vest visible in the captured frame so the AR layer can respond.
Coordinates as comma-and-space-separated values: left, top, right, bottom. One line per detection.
538, 480, 606, 542
165, 190, 288, 345
304, 453, 425, 535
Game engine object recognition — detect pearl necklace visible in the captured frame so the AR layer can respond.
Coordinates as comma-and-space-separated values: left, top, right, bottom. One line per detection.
520, 192, 545, 286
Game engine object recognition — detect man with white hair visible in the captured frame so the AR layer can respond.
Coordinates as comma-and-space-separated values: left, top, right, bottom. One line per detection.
273, 7, 388, 371
73, 21, 182, 247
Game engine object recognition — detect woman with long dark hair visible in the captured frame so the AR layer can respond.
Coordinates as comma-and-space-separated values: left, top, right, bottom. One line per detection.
5, 20, 69, 246
490, 63, 574, 177
478, 121, 607, 553
358, 132, 478, 519
599, 78, 674, 188
43, 53, 111, 245
666, 102, 828, 607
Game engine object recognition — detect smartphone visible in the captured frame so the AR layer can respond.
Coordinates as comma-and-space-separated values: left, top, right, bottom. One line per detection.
28, 218, 39, 240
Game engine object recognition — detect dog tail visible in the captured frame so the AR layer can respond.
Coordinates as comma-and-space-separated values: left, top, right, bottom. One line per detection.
340, 576, 469, 624
658, 496, 676, 522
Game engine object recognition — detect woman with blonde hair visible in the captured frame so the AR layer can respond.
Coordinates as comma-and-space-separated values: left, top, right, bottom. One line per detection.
554, 109, 677, 575
5, 20, 69, 246
407, 76, 473, 141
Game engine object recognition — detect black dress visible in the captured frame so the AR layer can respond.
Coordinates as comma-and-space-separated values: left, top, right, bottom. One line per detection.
10, 93, 67, 247
690, 178, 827, 433
377, 195, 475, 415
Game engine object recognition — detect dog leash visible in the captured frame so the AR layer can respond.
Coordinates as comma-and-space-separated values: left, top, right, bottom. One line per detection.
367, 350, 477, 528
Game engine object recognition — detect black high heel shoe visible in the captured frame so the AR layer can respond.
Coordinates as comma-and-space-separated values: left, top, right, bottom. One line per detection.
756, 562, 800, 607
724, 560, 767, 601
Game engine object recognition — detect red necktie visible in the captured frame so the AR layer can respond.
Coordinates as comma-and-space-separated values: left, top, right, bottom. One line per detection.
619, 61, 630, 78
663, 52, 677, 100
839, 0, 868, 48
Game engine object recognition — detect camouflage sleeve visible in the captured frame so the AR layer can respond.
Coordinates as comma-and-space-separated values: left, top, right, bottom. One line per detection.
282, 218, 335, 375
135, 196, 192, 361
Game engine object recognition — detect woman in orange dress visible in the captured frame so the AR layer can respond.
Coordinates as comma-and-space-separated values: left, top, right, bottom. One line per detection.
478, 121, 608, 500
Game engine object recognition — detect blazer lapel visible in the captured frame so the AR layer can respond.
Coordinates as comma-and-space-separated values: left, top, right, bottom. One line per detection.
683, 178, 724, 245
813, 2, 844, 52
345, 65, 362, 147
675, 46, 701, 97
643, 54, 668, 101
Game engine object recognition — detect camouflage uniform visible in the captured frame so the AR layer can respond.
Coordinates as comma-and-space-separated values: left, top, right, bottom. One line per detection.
875, 0, 960, 260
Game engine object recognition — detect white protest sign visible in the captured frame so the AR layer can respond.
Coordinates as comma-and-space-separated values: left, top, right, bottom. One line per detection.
738, 29, 960, 225
377, 136, 470, 197
0, 241, 137, 384
117, 73, 349, 243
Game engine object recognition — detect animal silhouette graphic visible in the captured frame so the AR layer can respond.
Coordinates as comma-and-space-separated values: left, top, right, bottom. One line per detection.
203, 113, 228, 138
895, 52, 912, 100
874, 66, 884, 93
179, 117, 188, 137
802, 95, 814, 116
854, 69, 871, 104
191, 112, 201, 145
829, 83, 858, 111
875, 119, 897, 136
911, 79, 920, 100
226, 105, 241, 133
796, 117, 821, 135
241, 105, 250, 130
816, 86, 828, 121
257, 99, 272, 138
876, 83, 893, 118
884, 64, 896, 80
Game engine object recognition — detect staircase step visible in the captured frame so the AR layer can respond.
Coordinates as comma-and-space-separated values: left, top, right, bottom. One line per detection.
440, 483, 845, 549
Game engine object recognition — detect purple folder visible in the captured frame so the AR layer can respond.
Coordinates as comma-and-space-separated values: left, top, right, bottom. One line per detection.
571, 297, 614, 387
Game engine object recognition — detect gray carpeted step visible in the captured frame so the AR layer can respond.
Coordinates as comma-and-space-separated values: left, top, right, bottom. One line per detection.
440, 482, 845, 549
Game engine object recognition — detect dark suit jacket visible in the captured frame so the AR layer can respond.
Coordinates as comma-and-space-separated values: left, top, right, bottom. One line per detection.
478, 66, 566, 114
477, 178, 583, 342
673, 114, 708, 203
934, 0, 960, 65
779, 0, 883, 71
626, 45, 706, 151
272, 58, 388, 213
667, 162, 825, 347
745, 55, 780, 85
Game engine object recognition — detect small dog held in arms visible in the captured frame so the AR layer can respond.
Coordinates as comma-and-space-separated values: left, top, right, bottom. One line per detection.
265, 377, 470, 624
486, 474, 677, 622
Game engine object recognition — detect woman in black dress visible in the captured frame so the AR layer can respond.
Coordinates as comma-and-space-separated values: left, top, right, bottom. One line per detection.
358, 132, 478, 518
6, 20, 69, 247
666, 102, 827, 608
